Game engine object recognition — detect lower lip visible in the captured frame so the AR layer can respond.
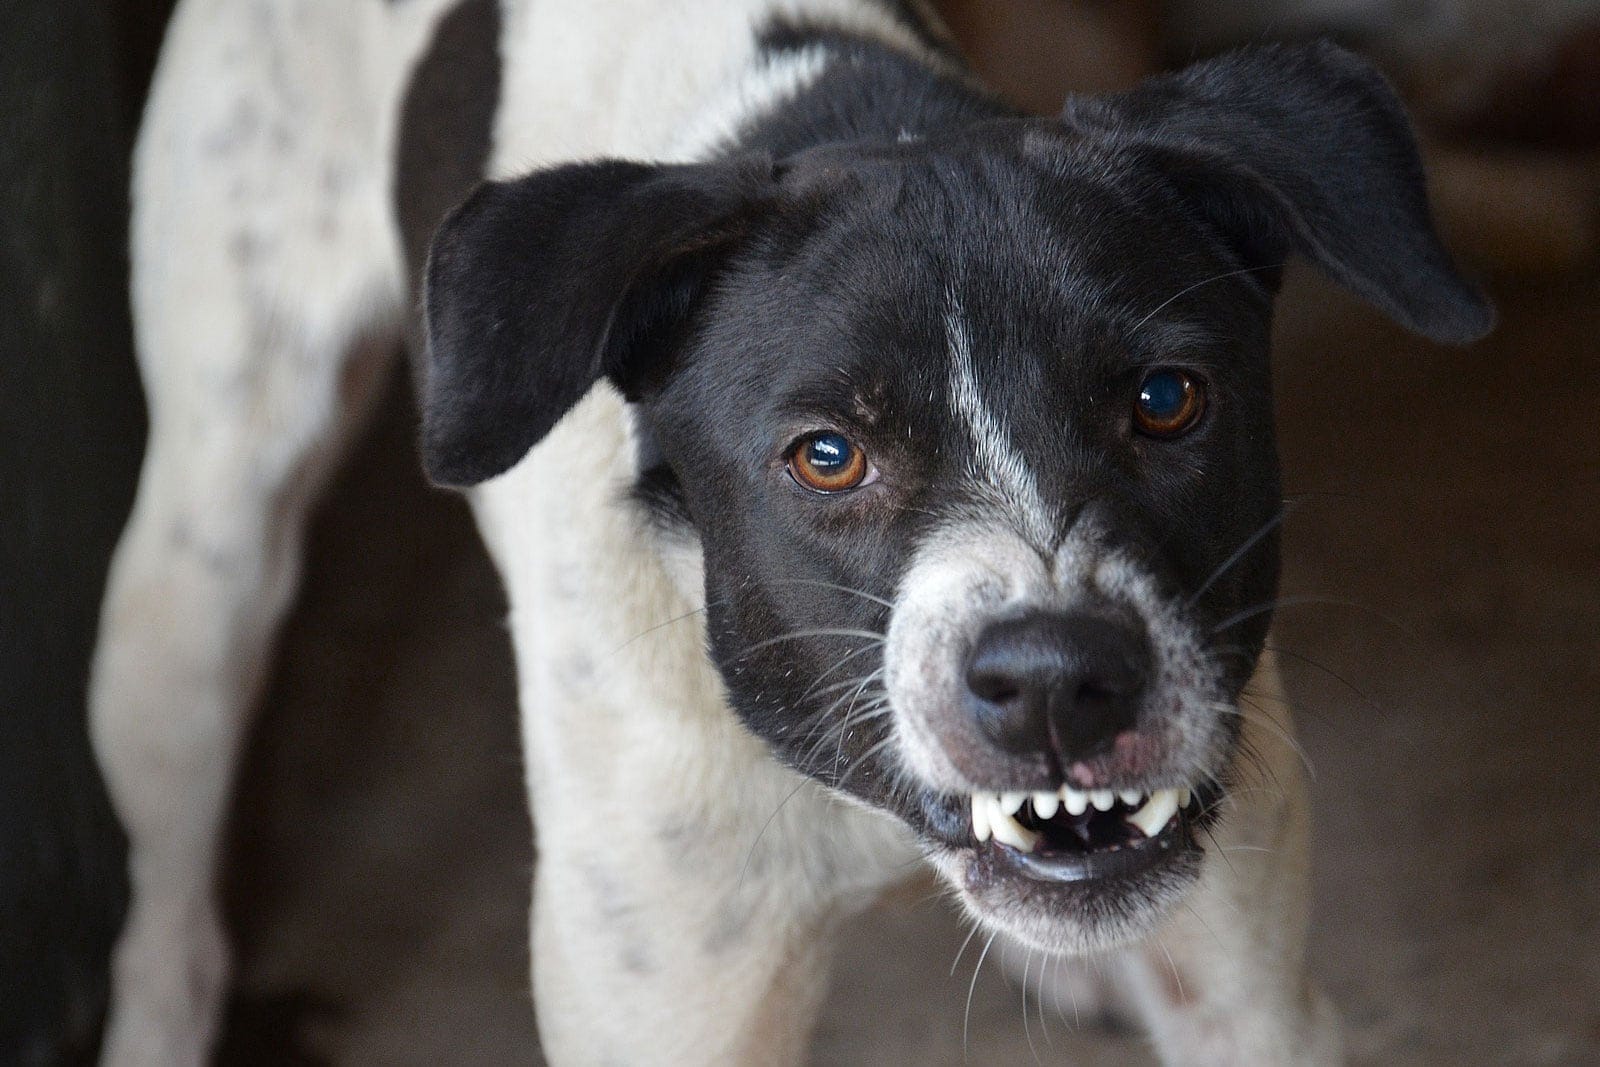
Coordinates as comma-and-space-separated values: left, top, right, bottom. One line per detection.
983, 816, 1193, 884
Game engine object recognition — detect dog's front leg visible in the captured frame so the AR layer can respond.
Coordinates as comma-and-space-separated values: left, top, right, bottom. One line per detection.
528, 767, 904, 1065
1122, 653, 1343, 1066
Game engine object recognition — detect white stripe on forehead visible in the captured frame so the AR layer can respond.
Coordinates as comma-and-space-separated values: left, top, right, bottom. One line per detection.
944, 296, 1056, 546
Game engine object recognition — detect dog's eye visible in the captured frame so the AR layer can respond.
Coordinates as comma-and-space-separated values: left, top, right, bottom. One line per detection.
788, 432, 870, 493
1133, 369, 1206, 438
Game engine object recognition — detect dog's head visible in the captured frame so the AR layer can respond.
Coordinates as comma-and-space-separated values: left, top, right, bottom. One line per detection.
421, 44, 1490, 953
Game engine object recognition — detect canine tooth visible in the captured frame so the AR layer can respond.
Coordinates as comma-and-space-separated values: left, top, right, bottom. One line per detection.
1178, 787, 1193, 810
1127, 788, 1181, 838
1119, 790, 1143, 808
989, 802, 1040, 853
999, 792, 1028, 816
1090, 790, 1115, 811
971, 793, 992, 842
1061, 786, 1089, 816
1033, 791, 1059, 819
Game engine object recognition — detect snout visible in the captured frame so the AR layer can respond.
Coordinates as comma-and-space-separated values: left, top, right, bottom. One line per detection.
883, 526, 1246, 943
964, 609, 1151, 768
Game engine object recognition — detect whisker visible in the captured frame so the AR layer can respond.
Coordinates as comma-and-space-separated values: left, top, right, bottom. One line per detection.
610, 602, 712, 654
1186, 507, 1289, 607
741, 628, 885, 654
1128, 262, 1285, 337
1022, 948, 1041, 1066
1157, 938, 1185, 1008
833, 674, 887, 766
1210, 594, 1414, 638
799, 700, 889, 772
737, 779, 807, 890
799, 644, 883, 702
1263, 643, 1381, 714
1222, 698, 1316, 780
950, 920, 982, 978
764, 577, 894, 609
793, 681, 887, 767
965, 931, 1000, 1061
1201, 823, 1237, 878
834, 734, 898, 791
1181, 901, 1226, 954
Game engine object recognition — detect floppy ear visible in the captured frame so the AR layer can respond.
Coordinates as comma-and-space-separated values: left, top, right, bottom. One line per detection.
420, 155, 775, 487
1061, 41, 1493, 344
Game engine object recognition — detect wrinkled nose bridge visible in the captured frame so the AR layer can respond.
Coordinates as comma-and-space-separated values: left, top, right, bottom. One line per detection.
1036, 495, 1113, 588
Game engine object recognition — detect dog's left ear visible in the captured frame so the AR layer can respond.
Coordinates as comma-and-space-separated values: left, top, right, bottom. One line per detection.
1061, 41, 1494, 344
421, 155, 775, 487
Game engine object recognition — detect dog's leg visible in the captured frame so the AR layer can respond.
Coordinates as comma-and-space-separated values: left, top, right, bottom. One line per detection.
90, 3, 418, 1063
471, 394, 923, 1066
1119, 651, 1343, 1065
526, 768, 906, 1066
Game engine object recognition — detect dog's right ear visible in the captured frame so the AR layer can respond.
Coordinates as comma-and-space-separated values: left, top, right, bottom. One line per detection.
421, 155, 775, 487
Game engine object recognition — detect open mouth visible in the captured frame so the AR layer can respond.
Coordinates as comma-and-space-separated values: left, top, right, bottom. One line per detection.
968, 786, 1202, 883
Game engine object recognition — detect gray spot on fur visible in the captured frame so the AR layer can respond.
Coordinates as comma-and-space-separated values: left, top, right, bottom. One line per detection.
202, 98, 262, 157
702, 895, 755, 955
228, 230, 270, 267
554, 654, 595, 690
169, 518, 237, 573
582, 861, 656, 976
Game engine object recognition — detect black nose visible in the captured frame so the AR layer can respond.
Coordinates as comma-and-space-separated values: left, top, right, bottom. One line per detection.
964, 610, 1151, 762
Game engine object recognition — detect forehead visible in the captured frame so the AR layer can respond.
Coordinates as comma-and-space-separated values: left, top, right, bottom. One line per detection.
692, 148, 1248, 423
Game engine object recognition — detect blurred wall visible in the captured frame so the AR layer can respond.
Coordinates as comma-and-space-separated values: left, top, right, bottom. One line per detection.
0, 0, 173, 1062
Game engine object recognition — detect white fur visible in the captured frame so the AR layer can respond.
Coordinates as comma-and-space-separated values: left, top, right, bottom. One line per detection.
98, 2, 1339, 1063
944, 298, 1057, 547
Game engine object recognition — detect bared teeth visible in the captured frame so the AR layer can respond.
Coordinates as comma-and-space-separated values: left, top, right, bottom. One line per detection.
969, 792, 1039, 852
1061, 786, 1089, 816
1126, 788, 1182, 838
971, 784, 1194, 851
986, 796, 1039, 852
970, 793, 993, 843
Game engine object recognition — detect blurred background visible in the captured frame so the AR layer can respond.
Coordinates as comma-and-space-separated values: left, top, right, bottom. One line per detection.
2, 0, 1596, 1063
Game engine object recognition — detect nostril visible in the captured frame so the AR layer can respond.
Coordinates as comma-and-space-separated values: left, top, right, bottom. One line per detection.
965, 668, 1021, 707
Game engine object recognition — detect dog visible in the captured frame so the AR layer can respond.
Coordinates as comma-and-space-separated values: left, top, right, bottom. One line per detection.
89, 1, 1492, 1063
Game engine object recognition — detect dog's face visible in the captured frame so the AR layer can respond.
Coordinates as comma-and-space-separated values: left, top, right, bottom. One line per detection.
642, 142, 1286, 948
421, 44, 1490, 953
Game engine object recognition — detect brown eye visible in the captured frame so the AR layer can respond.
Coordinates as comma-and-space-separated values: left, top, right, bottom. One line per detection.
788, 432, 869, 493
1133, 369, 1206, 438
